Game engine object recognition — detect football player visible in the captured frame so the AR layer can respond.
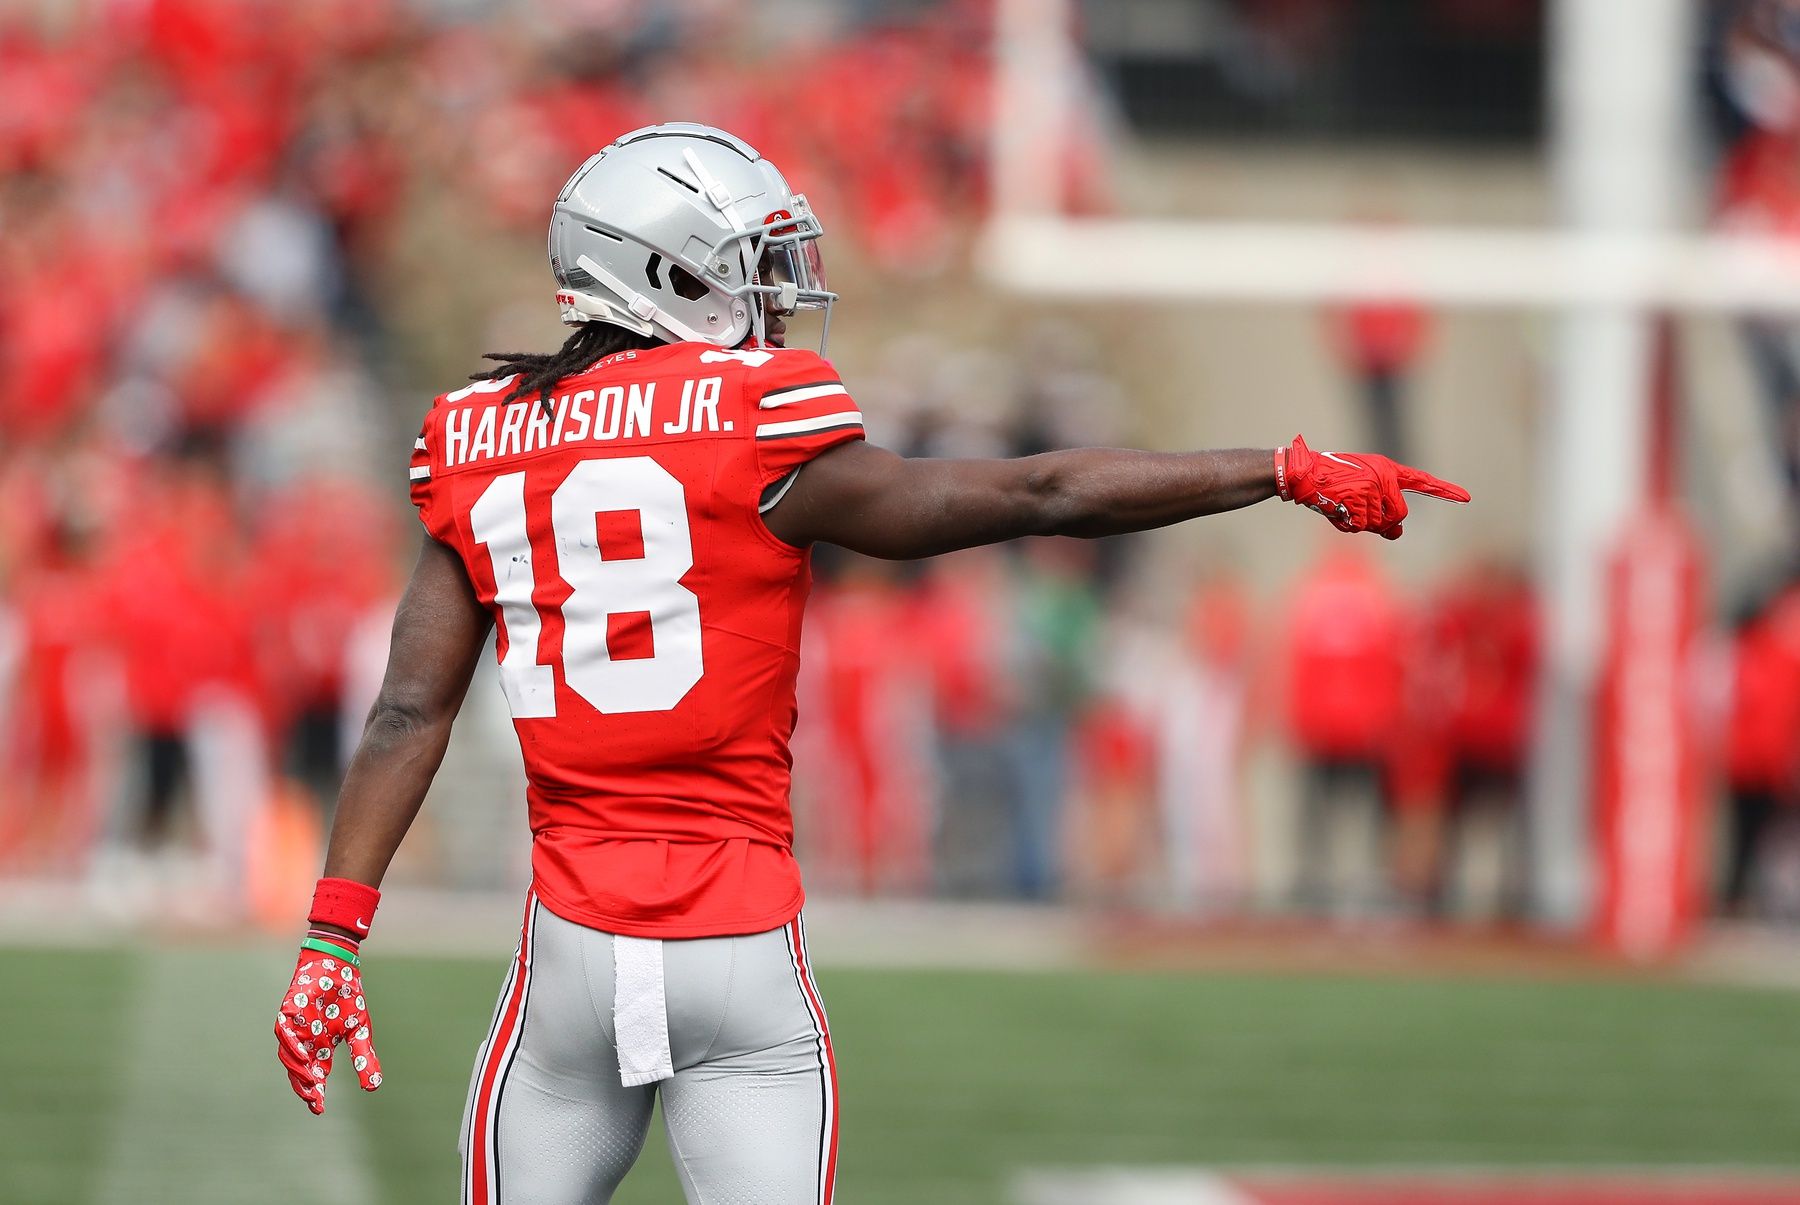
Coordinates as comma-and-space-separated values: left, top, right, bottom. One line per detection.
274, 123, 1468, 1204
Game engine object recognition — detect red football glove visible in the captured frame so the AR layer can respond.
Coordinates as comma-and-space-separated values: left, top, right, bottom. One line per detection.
275, 933, 382, 1115
1276, 434, 1470, 540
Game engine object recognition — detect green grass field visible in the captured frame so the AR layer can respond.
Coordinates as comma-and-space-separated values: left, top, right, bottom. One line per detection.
3, 943, 1798, 1205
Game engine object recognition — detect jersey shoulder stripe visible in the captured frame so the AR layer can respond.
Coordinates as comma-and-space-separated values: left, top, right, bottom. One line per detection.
758, 381, 848, 409
409, 409, 442, 536
756, 410, 865, 440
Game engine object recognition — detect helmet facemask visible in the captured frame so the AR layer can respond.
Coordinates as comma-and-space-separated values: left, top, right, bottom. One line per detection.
686, 160, 837, 353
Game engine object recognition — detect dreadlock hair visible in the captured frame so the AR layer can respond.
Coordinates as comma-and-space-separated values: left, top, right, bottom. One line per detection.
475, 322, 665, 416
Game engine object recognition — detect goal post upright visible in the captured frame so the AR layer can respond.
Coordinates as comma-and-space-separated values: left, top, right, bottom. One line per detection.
1530, 0, 1696, 930
990, 0, 1075, 221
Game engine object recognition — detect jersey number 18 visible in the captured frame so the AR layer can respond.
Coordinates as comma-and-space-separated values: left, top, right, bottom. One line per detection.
467, 457, 704, 716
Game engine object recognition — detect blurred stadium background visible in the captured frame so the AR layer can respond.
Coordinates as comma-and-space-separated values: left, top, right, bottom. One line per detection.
5, 0, 1800, 1202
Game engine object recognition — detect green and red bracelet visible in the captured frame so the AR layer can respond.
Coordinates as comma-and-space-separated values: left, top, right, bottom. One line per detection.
299, 936, 362, 968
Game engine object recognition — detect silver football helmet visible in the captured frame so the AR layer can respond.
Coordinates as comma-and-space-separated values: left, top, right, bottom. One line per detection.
548, 122, 836, 350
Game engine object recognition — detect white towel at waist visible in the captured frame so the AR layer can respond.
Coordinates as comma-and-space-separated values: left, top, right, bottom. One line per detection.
612, 935, 674, 1087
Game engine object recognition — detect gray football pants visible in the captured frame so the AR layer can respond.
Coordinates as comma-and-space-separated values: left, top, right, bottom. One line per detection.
459, 892, 839, 1204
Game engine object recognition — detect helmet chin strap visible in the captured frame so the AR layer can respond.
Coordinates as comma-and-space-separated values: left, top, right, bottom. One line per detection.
574, 255, 718, 344
557, 288, 654, 334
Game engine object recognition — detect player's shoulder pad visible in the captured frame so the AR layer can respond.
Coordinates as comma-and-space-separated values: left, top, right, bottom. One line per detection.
748, 347, 841, 396
436, 374, 519, 410
413, 375, 513, 469
409, 400, 441, 526
410, 377, 517, 534
687, 346, 843, 403
414, 374, 517, 469
742, 347, 862, 482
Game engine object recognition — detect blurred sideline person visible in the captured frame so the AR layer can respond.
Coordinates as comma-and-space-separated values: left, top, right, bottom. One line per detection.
796, 557, 933, 896
0, 519, 106, 873
1281, 548, 1408, 915
93, 447, 269, 911
1006, 538, 1103, 900
1418, 562, 1539, 921
1714, 0, 1800, 492
1159, 576, 1256, 913
912, 548, 1017, 898
1069, 694, 1159, 906
1071, 607, 1160, 907
1721, 584, 1800, 916
1327, 293, 1431, 463
1073, 572, 1255, 912
251, 477, 399, 819
271, 123, 1469, 1203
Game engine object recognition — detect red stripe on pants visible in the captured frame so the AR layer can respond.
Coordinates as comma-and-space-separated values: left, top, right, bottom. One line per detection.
469, 891, 537, 1205
789, 916, 839, 1205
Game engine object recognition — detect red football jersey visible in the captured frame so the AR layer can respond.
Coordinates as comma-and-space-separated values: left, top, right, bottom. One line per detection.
409, 342, 864, 938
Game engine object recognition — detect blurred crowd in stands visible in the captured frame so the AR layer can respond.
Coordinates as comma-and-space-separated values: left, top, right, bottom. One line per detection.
4, 0, 1800, 931
0, 0, 1002, 913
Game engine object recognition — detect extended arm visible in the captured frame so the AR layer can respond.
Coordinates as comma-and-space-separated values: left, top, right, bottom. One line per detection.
767, 434, 1469, 554
764, 440, 1280, 558
319, 533, 492, 894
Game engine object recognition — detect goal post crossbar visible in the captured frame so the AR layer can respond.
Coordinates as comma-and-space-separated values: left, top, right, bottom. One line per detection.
979, 217, 1800, 314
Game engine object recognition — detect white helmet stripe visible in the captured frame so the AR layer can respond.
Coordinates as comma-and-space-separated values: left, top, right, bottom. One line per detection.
682, 147, 749, 232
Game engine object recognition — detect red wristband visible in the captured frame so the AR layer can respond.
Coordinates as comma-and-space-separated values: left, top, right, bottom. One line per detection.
308, 877, 380, 938
1274, 444, 1292, 501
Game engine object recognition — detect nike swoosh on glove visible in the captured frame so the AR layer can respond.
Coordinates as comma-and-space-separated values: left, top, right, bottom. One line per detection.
275, 939, 382, 1115
1276, 433, 1470, 540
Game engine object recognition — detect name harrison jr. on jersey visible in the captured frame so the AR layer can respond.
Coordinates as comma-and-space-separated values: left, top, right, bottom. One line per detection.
443, 374, 732, 469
